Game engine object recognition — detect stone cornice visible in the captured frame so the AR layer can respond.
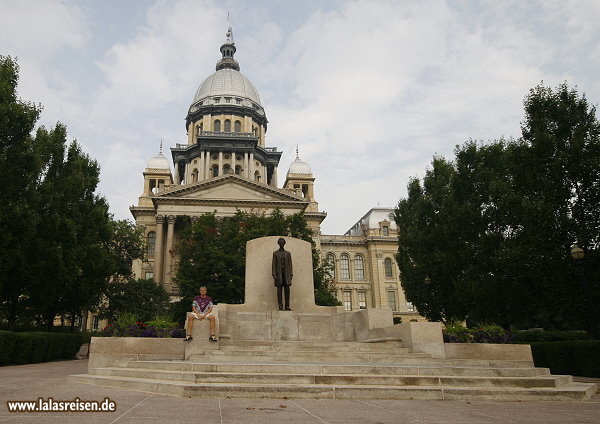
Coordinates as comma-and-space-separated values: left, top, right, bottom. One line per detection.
154, 174, 306, 202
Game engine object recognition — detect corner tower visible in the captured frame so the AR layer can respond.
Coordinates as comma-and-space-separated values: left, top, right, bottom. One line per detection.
172, 27, 281, 187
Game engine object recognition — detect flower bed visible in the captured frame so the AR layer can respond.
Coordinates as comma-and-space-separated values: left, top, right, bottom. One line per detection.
100, 313, 185, 338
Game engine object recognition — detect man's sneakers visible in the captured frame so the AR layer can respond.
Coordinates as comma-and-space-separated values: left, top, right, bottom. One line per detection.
209, 335, 218, 342
183, 335, 193, 341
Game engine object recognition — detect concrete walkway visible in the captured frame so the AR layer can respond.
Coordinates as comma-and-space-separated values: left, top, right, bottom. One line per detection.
1, 359, 599, 424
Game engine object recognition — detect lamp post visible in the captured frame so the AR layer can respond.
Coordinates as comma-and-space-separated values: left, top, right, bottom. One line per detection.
571, 244, 598, 339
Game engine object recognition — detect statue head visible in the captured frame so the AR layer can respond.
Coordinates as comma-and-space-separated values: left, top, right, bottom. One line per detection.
277, 237, 286, 248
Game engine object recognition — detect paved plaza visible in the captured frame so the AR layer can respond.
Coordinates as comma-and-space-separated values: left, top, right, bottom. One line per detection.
1, 359, 599, 424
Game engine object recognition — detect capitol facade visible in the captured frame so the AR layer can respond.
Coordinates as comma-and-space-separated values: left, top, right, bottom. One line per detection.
130, 28, 423, 322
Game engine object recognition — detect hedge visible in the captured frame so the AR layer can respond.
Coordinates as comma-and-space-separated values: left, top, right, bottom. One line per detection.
513, 329, 588, 342
0, 330, 84, 366
530, 341, 600, 378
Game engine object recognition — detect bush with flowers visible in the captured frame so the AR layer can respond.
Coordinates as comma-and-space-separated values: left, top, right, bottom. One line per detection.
101, 312, 184, 338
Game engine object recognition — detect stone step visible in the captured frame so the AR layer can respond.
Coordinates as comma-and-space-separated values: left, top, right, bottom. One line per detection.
189, 352, 532, 367
217, 341, 408, 352
69, 374, 597, 402
94, 367, 571, 388
204, 349, 425, 358
117, 360, 551, 377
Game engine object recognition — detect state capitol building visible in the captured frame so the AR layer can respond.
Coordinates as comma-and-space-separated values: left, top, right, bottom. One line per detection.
130, 28, 422, 322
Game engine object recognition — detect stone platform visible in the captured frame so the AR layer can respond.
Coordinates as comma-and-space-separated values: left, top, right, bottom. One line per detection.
71, 334, 597, 402
70, 237, 598, 402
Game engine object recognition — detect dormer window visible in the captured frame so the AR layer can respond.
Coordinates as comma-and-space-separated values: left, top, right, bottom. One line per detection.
225, 97, 231, 103
382, 226, 389, 236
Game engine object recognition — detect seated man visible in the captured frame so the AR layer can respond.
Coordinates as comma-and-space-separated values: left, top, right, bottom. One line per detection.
184, 286, 217, 342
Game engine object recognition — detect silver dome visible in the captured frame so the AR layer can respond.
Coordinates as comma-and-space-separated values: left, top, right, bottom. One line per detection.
193, 68, 261, 106
288, 157, 312, 175
146, 152, 171, 170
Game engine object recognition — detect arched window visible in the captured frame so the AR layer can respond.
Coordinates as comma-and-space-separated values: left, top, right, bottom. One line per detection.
354, 255, 365, 280
235, 165, 242, 175
214, 119, 221, 132
224, 119, 231, 132
146, 232, 156, 256
340, 254, 350, 280
212, 165, 219, 177
254, 170, 261, 182
384, 258, 393, 278
191, 168, 199, 183
234, 120, 241, 132
223, 164, 231, 174
326, 254, 336, 280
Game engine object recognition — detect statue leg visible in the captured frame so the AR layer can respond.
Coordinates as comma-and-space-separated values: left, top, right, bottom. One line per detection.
277, 286, 284, 310
284, 285, 291, 311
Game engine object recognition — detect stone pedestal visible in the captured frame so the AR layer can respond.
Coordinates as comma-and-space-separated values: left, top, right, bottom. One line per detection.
216, 236, 400, 343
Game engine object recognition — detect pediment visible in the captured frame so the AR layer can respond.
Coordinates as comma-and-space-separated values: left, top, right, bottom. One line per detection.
154, 174, 306, 204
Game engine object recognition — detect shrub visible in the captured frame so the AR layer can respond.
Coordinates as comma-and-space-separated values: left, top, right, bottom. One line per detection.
530, 341, 600, 378
513, 329, 588, 342
471, 323, 511, 344
0, 331, 83, 366
443, 321, 474, 343
443, 321, 511, 343
0, 331, 17, 365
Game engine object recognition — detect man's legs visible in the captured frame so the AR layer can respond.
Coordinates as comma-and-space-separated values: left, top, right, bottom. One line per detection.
208, 315, 216, 337
186, 312, 196, 336
284, 285, 291, 310
277, 286, 284, 310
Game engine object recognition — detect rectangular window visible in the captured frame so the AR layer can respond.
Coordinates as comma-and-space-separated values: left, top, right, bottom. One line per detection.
382, 226, 389, 236
354, 256, 365, 280
145, 272, 154, 280
358, 292, 367, 309
92, 316, 100, 331
387, 291, 397, 311
406, 301, 415, 312
343, 291, 352, 311
340, 255, 350, 279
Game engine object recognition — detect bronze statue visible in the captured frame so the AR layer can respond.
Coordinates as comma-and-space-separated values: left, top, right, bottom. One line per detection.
272, 237, 293, 310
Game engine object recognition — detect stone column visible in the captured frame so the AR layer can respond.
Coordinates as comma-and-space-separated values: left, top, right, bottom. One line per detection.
244, 152, 249, 178
249, 153, 255, 181
231, 151, 236, 174
218, 151, 223, 176
262, 164, 266, 184
153, 215, 165, 284
205, 151, 211, 179
164, 215, 176, 289
199, 151, 205, 182
173, 162, 180, 185
271, 166, 278, 187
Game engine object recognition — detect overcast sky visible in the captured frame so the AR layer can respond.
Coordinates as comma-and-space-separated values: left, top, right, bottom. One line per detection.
2, 0, 599, 234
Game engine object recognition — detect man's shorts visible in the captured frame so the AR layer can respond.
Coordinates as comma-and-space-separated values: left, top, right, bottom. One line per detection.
189, 311, 215, 320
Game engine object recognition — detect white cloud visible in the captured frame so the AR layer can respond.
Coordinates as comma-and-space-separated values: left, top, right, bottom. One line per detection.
5, 0, 599, 235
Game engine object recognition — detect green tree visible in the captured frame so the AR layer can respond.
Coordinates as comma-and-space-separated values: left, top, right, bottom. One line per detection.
174, 210, 339, 318
28, 130, 113, 330
0, 56, 43, 330
0, 56, 114, 331
107, 219, 146, 283
395, 156, 470, 322
100, 278, 170, 323
395, 82, 600, 332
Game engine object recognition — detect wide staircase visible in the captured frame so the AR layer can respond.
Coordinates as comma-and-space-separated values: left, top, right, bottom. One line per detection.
71, 340, 596, 401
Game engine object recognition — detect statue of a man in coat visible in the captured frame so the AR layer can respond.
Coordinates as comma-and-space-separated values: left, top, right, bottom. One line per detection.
272, 237, 293, 310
